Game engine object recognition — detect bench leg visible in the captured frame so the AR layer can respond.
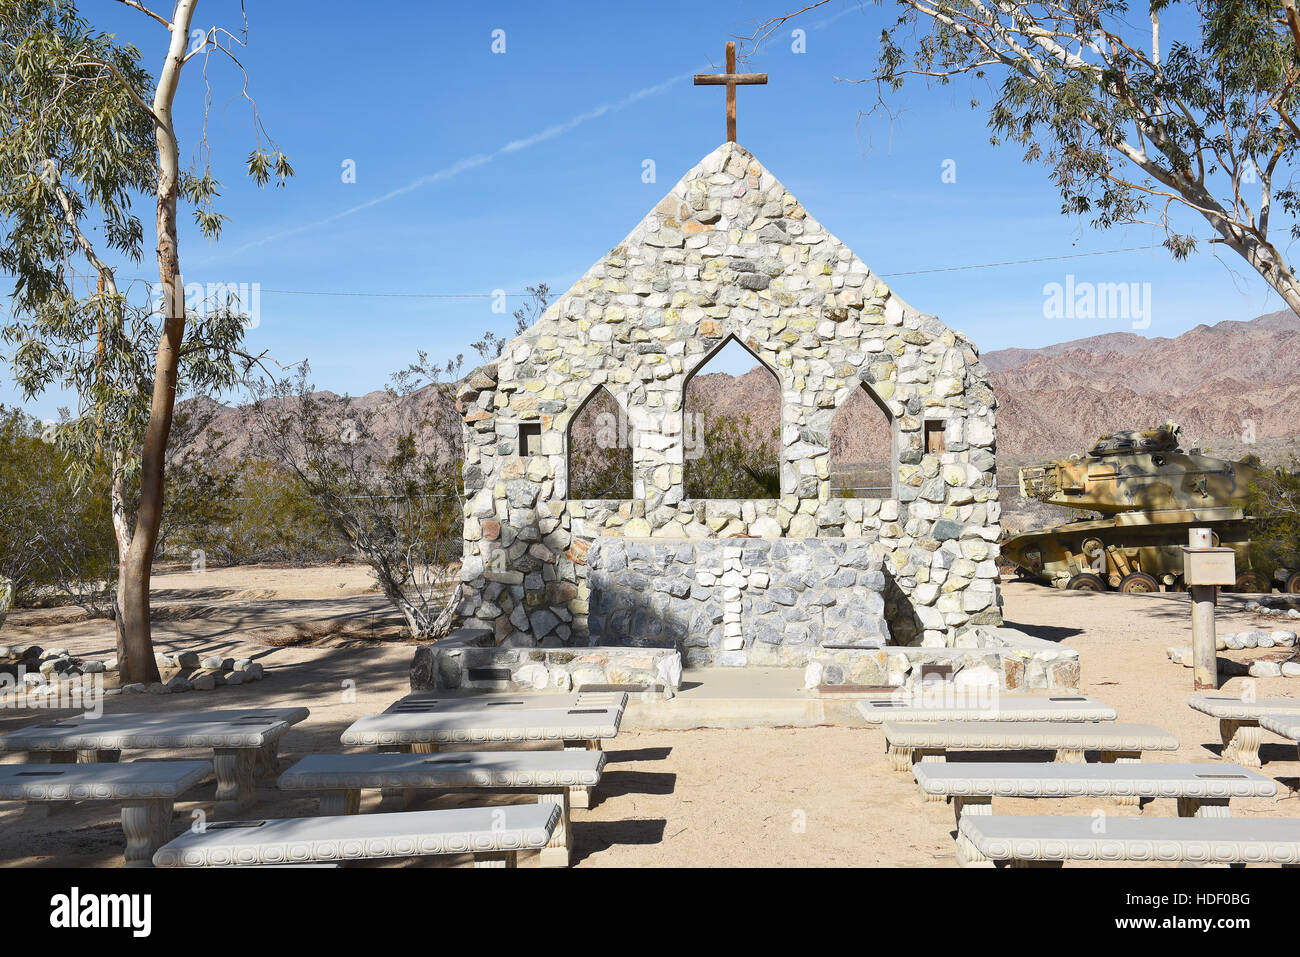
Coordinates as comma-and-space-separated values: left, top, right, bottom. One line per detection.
1053, 749, 1085, 764
915, 749, 947, 803
121, 798, 173, 868
887, 744, 915, 772
1005, 859, 1064, 868
255, 739, 281, 777
24, 751, 77, 818
377, 744, 416, 810
76, 749, 120, 764
952, 796, 994, 868
473, 851, 517, 868
562, 740, 600, 809
1219, 719, 1262, 768
1100, 750, 1142, 807
1177, 796, 1231, 819
212, 747, 258, 820
537, 790, 572, 868
319, 789, 361, 816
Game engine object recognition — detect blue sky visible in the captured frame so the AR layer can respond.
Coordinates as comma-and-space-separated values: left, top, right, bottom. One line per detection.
2, 0, 1290, 416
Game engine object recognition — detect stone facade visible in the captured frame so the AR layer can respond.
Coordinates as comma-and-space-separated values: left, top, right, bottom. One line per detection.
456, 142, 1001, 657
587, 537, 888, 667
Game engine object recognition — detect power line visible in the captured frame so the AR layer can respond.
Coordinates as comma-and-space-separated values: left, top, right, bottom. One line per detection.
1, 242, 1175, 302
878, 244, 1168, 277
245, 243, 1176, 296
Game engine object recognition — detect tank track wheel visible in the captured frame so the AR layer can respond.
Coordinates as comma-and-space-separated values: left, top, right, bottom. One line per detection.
1066, 573, 1106, 592
1230, 571, 1268, 594
1118, 572, 1160, 594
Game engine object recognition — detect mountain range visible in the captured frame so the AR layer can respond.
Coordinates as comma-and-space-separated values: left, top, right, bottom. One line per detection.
193, 309, 1300, 472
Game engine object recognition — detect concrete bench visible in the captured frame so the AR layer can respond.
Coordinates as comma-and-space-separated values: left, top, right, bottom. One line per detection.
1188, 696, 1300, 768
341, 705, 622, 809
857, 695, 1116, 724
0, 708, 309, 819
884, 721, 1179, 803
1259, 713, 1300, 756
958, 814, 1300, 867
278, 750, 606, 866
152, 803, 560, 868
0, 760, 212, 866
386, 691, 627, 716
914, 762, 1277, 867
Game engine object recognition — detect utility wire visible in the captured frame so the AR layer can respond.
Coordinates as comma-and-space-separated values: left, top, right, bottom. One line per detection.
0, 242, 1175, 301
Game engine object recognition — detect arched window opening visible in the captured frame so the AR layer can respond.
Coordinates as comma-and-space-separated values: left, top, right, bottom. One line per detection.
683, 336, 781, 499
828, 383, 894, 498
566, 386, 633, 499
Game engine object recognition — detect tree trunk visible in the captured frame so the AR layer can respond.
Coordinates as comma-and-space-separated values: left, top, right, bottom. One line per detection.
109, 459, 139, 675
117, 1, 197, 686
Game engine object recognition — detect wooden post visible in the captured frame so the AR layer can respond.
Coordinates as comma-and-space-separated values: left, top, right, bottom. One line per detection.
1188, 527, 1218, 691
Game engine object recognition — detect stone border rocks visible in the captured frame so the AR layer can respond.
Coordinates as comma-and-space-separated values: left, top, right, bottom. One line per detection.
411, 628, 682, 695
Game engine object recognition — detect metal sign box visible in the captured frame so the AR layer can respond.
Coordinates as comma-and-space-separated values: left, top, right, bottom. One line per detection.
1182, 546, 1237, 586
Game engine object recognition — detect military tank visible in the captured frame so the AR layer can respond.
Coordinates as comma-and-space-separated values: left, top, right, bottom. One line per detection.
1002, 422, 1295, 594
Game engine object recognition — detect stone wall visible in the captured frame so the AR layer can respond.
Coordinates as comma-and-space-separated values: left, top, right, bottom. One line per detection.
456, 141, 1001, 656
588, 537, 888, 667
808, 627, 1081, 693
411, 629, 683, 694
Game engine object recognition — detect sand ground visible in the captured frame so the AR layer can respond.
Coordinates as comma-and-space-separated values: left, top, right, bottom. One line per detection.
1, 565, 1298, 868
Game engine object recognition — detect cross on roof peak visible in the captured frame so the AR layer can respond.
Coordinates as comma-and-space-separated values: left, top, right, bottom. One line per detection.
693, 41, 768, 143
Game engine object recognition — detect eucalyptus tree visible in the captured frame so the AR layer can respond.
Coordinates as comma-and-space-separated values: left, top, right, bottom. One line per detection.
0, 0, 290, 682
748, 1, 1300, 313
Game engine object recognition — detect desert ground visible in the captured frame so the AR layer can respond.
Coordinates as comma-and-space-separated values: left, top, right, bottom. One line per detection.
1, 565, 1297, 868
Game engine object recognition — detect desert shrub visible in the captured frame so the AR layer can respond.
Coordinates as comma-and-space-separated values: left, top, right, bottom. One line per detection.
1246, 461, 1300, 574
685, 413, 782, 499
249, 357, 464, 639
0, 407, 114, 608
165, 456, 343, 566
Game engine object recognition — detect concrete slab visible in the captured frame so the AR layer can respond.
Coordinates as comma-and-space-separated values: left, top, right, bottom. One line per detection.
0, 760, 212, 801
857, 695, 1116, 723
961, 814, 1300, 865
153, 803, 560, 867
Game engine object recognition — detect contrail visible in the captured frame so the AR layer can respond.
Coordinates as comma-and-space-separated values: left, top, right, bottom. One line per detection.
222, 71, 691, 257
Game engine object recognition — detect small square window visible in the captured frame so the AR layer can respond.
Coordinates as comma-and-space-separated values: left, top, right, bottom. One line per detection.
924, 420, 946, 454
518, 423, 542, 457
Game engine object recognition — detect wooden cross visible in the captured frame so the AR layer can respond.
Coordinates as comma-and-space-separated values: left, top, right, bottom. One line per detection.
693, 41, 767, 143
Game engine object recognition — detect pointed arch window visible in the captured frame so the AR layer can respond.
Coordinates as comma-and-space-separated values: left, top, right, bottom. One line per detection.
828, 382, 895, 498
683, 335, 781, 499
566, 386, 633, 500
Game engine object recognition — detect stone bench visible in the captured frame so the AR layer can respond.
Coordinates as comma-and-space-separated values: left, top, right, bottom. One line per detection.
958, 814, 1300, 867
152, 803, 560, 868
0, 708, 308, 819
1188, 696, 1300, 768
386, 691, 627, 716
341, 705, 622, 809
0, 760, 212, 866
914, 762, 1277, 867
278, 750, 606, 866
884, 721, 1179, 802
1260, 713, 1300, 755
857, 695, 1116, 724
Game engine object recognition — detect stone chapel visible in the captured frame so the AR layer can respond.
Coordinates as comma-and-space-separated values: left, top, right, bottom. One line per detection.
454, 142, 1002, 666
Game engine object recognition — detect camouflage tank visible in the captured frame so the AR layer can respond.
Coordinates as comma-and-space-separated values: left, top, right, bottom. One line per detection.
1002, 422, 1294, 593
